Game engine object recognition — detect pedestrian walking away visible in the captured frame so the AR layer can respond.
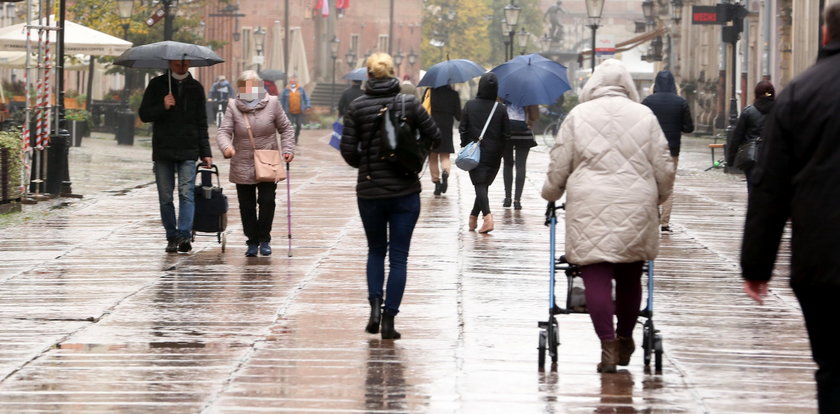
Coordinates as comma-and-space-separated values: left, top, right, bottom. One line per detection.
427, 84, 461, 196
541, 59, 674, 373
502, 102, 539, 210
139, 59, 213, 254
741, 4, 840, 412
216, 70, 296, 257
280, 75, 311, 145
460, 72, 510, 234
337, 80, 363, 118
339, 52, 440, 340
726, 80, 775, 193
641, 70, 694, 232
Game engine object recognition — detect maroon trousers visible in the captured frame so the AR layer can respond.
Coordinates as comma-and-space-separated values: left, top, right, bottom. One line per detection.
580, 262, 644, 341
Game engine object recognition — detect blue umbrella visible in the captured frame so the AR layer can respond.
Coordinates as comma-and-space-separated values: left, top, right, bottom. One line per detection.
342, 67, 368, 81
490, 53, 571, 107
417, 59, 485, 88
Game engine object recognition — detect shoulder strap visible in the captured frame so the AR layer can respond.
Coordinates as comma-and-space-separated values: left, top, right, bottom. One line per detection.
234, 104, 258, 151
478, 102, 499, 141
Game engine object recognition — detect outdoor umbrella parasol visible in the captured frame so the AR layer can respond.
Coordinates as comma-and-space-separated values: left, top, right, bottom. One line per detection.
114, 40, 224, 93
342, 67, 368, 81
490, 53, 571, 107
417, 59, 485, 88
259, 69, 286, 81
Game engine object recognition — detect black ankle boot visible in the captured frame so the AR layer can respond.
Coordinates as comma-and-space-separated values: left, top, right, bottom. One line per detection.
365, 298, 382, 334
380, 312, 401, 340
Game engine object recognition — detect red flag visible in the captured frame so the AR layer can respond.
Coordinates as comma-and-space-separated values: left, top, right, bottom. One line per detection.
336, 0, 350, 9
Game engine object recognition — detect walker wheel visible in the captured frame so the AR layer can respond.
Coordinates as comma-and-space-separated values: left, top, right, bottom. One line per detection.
538, 330, 547, 368
220, 232, 226, 252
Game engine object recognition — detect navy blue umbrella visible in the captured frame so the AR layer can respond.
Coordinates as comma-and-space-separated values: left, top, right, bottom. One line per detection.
342, 67, 368, 81
417, 59, 485, 88
490, 53, 571, 107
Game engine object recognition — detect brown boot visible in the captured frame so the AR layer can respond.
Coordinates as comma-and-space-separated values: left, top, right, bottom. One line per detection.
597, 339, 619, 373
478, 213, 494, 233
468, 215, 478, 231
617, 336, 635, 366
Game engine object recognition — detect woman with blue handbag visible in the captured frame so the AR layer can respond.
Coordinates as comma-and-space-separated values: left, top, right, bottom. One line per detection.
459, 72, 511, 233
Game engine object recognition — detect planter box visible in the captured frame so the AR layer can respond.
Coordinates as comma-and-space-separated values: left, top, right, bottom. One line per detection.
68, 120, 89, 147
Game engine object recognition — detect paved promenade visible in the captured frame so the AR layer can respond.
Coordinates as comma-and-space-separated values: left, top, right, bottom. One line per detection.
0, 129, 816, 413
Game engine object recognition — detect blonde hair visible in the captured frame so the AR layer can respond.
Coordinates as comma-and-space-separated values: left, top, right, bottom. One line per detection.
237, 70, 262, 84
366, 53, 395, 79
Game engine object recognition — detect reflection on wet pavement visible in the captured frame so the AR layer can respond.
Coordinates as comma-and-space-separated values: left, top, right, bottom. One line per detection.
0, 134, 816, 412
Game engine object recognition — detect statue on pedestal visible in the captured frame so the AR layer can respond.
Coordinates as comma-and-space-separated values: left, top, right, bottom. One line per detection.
544, 1, 565, 44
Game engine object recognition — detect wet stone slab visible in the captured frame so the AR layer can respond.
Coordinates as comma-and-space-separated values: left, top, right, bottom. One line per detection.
0, 133, 818, 412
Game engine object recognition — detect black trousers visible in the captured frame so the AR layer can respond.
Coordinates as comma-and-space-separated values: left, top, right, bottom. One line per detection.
502, 142, 531, 201
471, 184, 490, 216
793, 284, 840, 413
236, 182, 277, 245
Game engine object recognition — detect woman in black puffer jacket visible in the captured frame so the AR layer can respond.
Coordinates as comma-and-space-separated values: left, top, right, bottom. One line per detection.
340, 53, 440, 340
459, 72, 511, 233
727, 80, 775, 192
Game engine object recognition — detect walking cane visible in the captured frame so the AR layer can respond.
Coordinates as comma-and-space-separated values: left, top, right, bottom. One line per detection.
285, 162, 292, 257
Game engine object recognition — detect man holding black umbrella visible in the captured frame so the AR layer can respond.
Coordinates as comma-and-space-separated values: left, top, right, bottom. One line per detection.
139, 59, 213, 253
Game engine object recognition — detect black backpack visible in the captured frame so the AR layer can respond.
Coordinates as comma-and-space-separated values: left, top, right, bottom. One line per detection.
377, 93, 428, 174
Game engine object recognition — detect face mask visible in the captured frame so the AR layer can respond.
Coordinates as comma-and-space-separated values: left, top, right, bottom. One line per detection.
238, 84, 264, 101
171, 72, 188, 81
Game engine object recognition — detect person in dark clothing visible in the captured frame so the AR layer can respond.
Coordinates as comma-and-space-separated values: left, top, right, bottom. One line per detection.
726, 80, 775, 192
502, 102, 539, 210
428, 85, 461, 195
741, 4, 840, 412
459, 72, 510, 234
139, 60, 213, 253
337, 80, 363, 118
641, 70, 693, 232
340, 53, 440, 340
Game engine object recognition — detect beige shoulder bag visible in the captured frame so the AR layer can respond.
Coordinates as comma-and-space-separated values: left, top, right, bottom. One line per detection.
242, 111, 285, 183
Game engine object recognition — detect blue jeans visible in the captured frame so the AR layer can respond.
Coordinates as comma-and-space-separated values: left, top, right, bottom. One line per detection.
357, 193, 421, 316
153, 160, 196, 241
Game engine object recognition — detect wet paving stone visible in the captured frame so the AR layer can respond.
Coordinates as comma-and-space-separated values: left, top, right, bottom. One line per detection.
0, 133, 817, 413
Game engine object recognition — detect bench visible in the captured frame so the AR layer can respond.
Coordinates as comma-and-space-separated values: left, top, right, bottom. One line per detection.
706, 143, 725, 171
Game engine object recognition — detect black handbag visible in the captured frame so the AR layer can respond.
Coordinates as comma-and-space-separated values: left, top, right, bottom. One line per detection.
734, 138, 760, 170
378, 94, 428, 174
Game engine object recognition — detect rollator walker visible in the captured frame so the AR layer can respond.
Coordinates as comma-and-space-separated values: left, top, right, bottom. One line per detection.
538, 202, 664, 372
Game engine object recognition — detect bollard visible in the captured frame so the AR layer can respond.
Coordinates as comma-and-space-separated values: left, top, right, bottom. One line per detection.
46, 128, 71, 196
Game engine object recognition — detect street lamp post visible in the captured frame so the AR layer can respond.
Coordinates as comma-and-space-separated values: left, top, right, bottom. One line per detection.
330, 36, 340, 113
585, 0, 605, 72
503, 1, 521, 61
407, 49, 417, 81
115, 0, 135, 146
254, 27, 266, 73
393, 50, 404, 77
541, 33, 551, 53
502, 20, 512, 61
516, 28, 529, 55
345, 49, 357, 70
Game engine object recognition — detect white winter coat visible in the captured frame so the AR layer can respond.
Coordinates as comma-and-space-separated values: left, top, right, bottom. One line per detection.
216, 96, 295, 184
541, 59, 674, 266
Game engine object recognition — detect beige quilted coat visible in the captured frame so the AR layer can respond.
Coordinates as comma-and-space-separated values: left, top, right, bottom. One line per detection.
216, 96, 295, 184
541, 59, 674, 266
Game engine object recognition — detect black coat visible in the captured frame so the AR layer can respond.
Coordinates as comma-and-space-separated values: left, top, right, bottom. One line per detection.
725, 99, 773, 166
741, 42, 840, 288
340, 77, 441, 199
430, 86, 461, 154
459, 73, 510, 185
337, 83, 363, 118
641, 71, 694, 157
139, 72, 212, 162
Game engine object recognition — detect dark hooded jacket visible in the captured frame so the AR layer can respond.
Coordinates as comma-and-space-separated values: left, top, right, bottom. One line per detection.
430, 85, 462, 153
139, 72, 212, 162
641, 71, 694, 157
337, 82, 364, 118
725, 98, 774, 167
741, 41, 840, 288
459, 73, 511, 185
340, 76, 441, 199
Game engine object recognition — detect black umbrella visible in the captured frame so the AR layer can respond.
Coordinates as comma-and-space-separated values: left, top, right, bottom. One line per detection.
114, 41, 224, 92
259, 69, 286, 81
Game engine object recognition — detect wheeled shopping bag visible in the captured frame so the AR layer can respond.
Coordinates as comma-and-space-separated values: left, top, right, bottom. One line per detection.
191, 164, 228, 251
538, 202, 663, 372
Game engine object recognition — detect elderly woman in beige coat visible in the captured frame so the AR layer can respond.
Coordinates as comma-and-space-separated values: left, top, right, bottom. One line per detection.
541, 59, 674, 373
217, 70, 295, 257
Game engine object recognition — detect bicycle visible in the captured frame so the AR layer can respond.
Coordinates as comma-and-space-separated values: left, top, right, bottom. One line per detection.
212, 99, 227, 128
540, 111, 567, 147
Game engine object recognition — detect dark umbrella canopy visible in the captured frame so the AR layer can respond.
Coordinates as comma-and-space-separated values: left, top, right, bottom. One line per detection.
113, 40, 224, 69
342, 67, 368, 81
259, 69, 286, 81
417, 59, 485, 88
490, 53, 571, 107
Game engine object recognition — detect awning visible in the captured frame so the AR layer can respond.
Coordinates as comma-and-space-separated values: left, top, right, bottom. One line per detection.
0, 16, 132, 56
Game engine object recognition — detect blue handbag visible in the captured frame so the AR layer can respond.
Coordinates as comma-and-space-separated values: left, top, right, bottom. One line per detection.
456, 101, 498, 171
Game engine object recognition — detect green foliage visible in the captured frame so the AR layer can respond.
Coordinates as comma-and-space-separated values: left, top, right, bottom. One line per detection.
422, 0, 545, 70
0, 129, 24, 201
